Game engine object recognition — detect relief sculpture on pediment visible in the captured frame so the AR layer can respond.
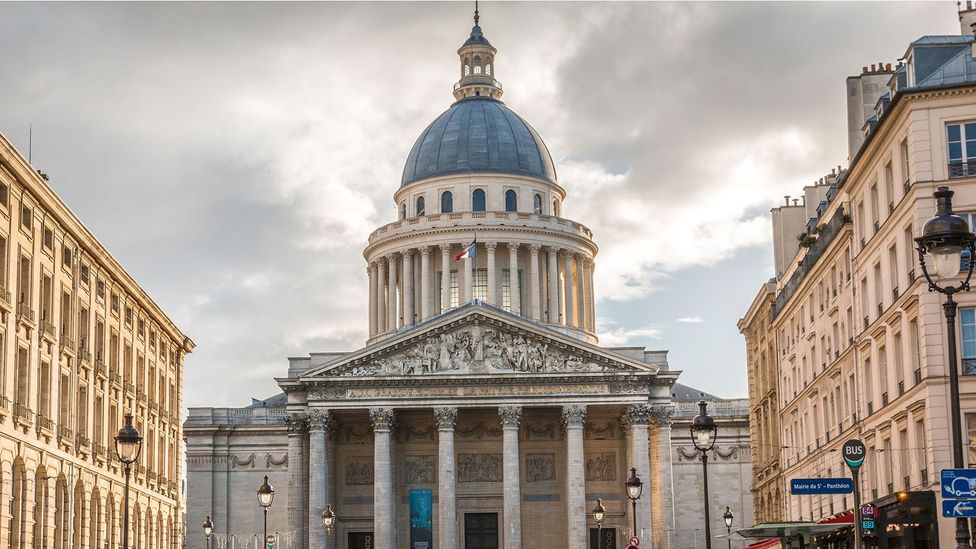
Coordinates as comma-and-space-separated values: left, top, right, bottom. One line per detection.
337, 325, 620, 376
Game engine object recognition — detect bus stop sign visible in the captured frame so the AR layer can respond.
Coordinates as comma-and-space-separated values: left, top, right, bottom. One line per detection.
842, 439, 866, 470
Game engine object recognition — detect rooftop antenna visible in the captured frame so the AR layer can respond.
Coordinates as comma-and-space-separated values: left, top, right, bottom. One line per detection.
474, 0, 479, 26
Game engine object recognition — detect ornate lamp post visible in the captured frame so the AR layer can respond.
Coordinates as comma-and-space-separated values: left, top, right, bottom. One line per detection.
625, 467, 643, 540
592, 498, 606, 549
916, 185, 976, 549
691, 400, 718, 549
203, 515, 214, 549
257, 475, 275, 548
723, 506, 734, 549
114, 412, 143, 549
322, 504, 336, 543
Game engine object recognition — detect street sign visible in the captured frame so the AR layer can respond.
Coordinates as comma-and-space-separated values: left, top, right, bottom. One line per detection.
842, 439, 866, 470
629, 537, 640, 547
941, 468, 976, 499
943, 499, 976, 518
790, 478, 854, 495
860, 503, 877, 538
861, 519, 875, 529
860, 504, 876, 518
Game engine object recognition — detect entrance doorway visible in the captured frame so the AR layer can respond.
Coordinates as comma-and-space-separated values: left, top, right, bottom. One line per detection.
589, 527, 617, 549
348, 532, 374, 549
464, 513, 499, 549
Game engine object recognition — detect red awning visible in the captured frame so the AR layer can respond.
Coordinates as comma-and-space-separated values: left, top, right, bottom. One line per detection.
817, 514, 855, 525
745, 540, 780, 549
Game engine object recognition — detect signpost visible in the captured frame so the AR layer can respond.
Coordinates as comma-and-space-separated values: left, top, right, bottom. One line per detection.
842, 439, 867, 549
860, 504, 877, 539
942, 469, 976, 519
790, 478, 854, 495
628, 536, 640, 548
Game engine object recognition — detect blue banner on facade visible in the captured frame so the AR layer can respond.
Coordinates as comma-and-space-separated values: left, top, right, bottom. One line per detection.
410, 488, 433, 549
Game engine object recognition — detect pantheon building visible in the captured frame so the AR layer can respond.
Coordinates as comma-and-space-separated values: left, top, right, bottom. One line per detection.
186, 12, 752, 549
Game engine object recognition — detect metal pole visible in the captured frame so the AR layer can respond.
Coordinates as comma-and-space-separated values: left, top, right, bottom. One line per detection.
853, 468, 862, 549
263, 508, 268, 549
597, 523, 602, 549
702, 452, 712, 549
726, 525, 731, 549
632, 498, 638, 543
122, 463, 131, 549
944, 294, 974, 549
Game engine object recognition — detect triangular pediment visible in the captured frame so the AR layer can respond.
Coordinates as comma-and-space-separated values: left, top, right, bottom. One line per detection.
299, 303, 660, 380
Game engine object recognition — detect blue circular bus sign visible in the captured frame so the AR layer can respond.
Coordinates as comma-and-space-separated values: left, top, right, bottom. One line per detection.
843, 439, 866, 470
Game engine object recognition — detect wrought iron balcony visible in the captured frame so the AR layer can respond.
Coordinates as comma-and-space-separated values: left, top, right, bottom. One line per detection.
16, 303, 34, 324
124, 382, 135, 395
898, 380, 905, 396
76, 433, 91, 449
35, 414, 54, 432
57, 425, 73, 441
40, 320, 56, 340
110, 371, 121, 386
94, 443, 107, 458
149, 402, 159, 415
882, 391, 889, 406
877, 303, 884, 316
78, 348, 91, 363
914, 368, 922, 384
95, 361, 107, 379
949, 161, 976, 179
60, 335, 75, 352
138, 393, 148, 405
0, 286, 11, 307
12, 402, 33, 424
0, 395, 9, 414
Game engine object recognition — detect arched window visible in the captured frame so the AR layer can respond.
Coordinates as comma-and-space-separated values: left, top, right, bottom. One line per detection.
400, 202, 406, 220
441, 191, 453, 213
464, 65, 470, 76
533, 193, 543, 214
472, 189, 486, 211
416, 196, 425, 216
486, 64, 492, 75
505, 190, 517, 212
553, 199, 561, 217
474, 65, 482, 75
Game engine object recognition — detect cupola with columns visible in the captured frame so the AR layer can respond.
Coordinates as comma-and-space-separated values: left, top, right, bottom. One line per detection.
364, 8, 599, 344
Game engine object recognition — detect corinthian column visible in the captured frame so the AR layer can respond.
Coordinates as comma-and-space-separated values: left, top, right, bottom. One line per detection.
403, 249, 415, 326
547, 247, 560, 323
486, 242, 498, 306
507, 243, 521, 315
286, 414, 308, 549
651, 406, 676, 546
435, 407, 458, 549
370, 408, 395, 549
464, 249, 474, 304
563, 405, 587, 549
308, 411, 331, 549
529, 244, 541, 320
587, 259, 597, 332
388, 253, 399, 330
440, 244, 452, 312
627, 404, 652, 542
420, 247, 432, 320
564, 251, 576, 327
368, 264, 377, 337
499, 406, 523, 549
576, 253, 586, 331
377, 259, 387, 334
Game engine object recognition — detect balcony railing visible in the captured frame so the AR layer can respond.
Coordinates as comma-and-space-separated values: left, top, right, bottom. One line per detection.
149, 402, 159, 415
12, 402, 33, 424
94, 443, 107, 458
868, 401, 874, 415
16, 303, 34, 324
35, 414, 54, 432
76, 433, 91, 449
40, 320, 56, 339
110, 372, 122, 386
864, 316, 870, 330
78, 348, 91, 363
0, 395, 9, 414
60, 335, 75, 352
949, 161, 976, 179
898, 380, 905, 396
877, 303, 884, 316
908, 268, 916, 283
138, 393, 147, 405
882, 391, 889, 406
58, 425, 73, 441
95, 361, 107, 379
892, 287, 899, 301
124, 382, 135, 395
0, 286, 11, 307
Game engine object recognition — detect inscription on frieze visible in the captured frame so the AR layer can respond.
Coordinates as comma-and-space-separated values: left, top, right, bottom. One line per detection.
345, 458, 374, 485
525, 454, 556, 482
585, 452, 617, 482
346, 384, 607, 399
457, 453, 503, 483
405, 455, 435, 484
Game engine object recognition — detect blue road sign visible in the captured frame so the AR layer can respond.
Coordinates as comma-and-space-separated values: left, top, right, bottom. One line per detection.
941, 469, 976, 498
790, 478, 854, 495
861, 519, 875, 529
944, 499, 976, 518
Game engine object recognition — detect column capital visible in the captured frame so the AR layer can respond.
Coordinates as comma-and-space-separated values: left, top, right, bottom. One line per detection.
485, 241, 498, 252
369, 408, 395, 432
308, 410, 332, 431
626, 403, 652, 426
439, 243, 453, 254
419, 246, 431, 257
547, 246, 560, 256
434, 407, 458, 430
498, 405, 522, 428
650, 405, 675, 428
403, 248, 415, 258
286, 412, 308, 434
369, 261, 379, 272
561, 404, 586, 427
386, 251, 400, 261
529, 243, 541, 254
573, 251, 584, 260
561, 249, 574, 259
506, 242, 521, 252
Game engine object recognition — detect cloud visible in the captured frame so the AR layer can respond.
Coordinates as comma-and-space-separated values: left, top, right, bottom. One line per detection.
676, 316, 704, 324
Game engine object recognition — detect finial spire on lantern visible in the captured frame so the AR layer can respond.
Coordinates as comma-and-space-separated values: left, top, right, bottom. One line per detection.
474, 0, 479, 26
454, 3, 502, 100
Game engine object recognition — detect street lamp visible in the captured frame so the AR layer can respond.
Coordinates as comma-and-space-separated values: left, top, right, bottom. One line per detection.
114, 412, 142, 549
723, 506, 734, 549
322, 503, 337, 544
625, 467, 643, 539
203, 515, 214, 549
916, 185, 976, 549
691, 400, 718, 549
592, 498, 606, 549
257, 475, 275, 549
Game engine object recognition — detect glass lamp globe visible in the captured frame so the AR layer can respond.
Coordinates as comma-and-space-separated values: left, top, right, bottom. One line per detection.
257, 475, 275, 508
932, 248, 964, 278
690, 400, 717, 451
723, 506, 734, 529
918, 186, 974, 280
203, 515, 214, 538
625, 467, 643, 501
114, 412, 143, 464
592, 498, 606, 524
322, 504, 336, 528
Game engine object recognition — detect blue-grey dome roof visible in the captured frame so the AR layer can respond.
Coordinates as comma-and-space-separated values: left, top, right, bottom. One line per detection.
401, 97, 557, 186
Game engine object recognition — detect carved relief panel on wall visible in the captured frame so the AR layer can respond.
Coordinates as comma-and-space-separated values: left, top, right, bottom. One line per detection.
585, 452, 617, 482
345, 458, 375, 485
458, 453, 503, 482
405, 455, 436, 484
525, 454, 556, 482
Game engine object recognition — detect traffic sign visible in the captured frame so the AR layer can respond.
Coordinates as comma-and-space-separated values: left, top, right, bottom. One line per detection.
842, 439, 866, 470
629, 537, 640, 547
941, 468, 976, 499
860, 503, 877, 518
861, 519, 875, 529
944, 499, 976, 518
790, 478, 854, 495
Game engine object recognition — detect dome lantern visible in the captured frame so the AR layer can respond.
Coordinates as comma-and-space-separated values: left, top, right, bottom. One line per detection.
454, 2, 502, 100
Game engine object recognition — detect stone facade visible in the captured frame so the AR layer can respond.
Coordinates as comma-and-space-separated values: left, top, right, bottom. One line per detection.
0, 132, 193, 549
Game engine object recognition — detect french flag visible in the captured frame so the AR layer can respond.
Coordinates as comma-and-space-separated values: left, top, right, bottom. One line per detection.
453, 237, 477, 261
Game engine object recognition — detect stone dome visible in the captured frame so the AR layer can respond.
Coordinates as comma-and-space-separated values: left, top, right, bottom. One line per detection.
401, 96, 557, 186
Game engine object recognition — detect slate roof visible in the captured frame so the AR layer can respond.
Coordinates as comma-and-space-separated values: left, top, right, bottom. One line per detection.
401, 96, 557, 186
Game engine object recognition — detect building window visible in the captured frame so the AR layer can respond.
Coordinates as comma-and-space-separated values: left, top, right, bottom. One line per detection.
472, 188, 486, 212
125, 306, 133, 326
62, 245, 72, 270
400, 202, 406, 220
948, 122, 976, 178
441, 191, 453, 213
553, 199, 561, 217
501, 268, 521, 314
900, 138, 910, 186
43, 227, 53, 251
961, 308, 976, 374
533, 193, 543, 214
416, 196, 425, 216
21, 205, 32, 232
449, 270, 459, 308
80, 264, 90, 286
505, 190, 517, 212
0, 181, 8, 210
473, 268, 487, 301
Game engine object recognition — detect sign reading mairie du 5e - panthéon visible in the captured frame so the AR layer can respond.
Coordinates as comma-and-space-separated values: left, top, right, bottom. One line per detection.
790, 478, 854, 495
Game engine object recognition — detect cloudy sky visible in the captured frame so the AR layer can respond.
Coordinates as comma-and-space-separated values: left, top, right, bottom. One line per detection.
0, 1, 958, 408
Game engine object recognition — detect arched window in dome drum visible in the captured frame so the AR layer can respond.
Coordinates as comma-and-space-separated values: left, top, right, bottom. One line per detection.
486, 64, 491, 76
416, 196, 425, 217
505, 190, 518, 212
441, 191, 454, 214
533, 194, 543, 214
553, 199, 561, 217
400, 202, 406, 220
472, 189, 486, 212
464, 65, 470, 76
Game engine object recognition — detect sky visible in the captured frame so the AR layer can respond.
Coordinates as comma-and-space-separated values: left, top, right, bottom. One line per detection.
0, 1, 959, 408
